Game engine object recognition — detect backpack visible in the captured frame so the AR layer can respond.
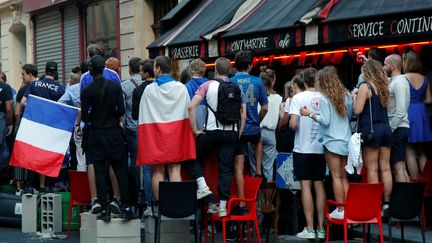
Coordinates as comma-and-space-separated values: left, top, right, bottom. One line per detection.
207, 78, 242, 127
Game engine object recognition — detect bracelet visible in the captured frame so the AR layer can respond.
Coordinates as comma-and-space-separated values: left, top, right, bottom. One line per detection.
308, 113, 314, 118
75, 124, 80, 127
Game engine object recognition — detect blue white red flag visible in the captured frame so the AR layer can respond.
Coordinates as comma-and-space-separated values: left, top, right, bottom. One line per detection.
10, 95, 78, 177
137, 76, 196, 165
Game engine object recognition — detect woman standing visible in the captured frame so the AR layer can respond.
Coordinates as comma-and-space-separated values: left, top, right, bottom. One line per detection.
257, 67, 282, 181
352, 60, 393, 205
300, 67, 352, 219
403, 51, 432, 178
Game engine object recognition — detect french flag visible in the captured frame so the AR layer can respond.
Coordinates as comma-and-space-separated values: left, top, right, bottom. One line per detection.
10, 95, 78, 177
137, 78, 196, 165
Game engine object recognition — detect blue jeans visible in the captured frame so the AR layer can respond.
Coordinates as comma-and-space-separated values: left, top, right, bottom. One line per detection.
142, 165, 153, 205
125, 128, 139, 188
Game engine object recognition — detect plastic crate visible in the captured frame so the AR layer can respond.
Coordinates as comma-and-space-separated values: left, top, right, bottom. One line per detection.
58, 192, 80, 231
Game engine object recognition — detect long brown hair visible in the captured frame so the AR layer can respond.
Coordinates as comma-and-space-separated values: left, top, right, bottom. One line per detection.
316, 67, 348, 117
260, 66, 276, 90
361, 59, 389, 107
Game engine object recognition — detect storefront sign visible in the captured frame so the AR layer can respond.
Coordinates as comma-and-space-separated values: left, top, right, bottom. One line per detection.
223, 31, 294, 55
330, 14, 432, 43
169, 44, 201, 60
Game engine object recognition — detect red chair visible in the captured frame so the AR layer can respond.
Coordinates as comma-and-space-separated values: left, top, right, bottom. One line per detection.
67, 170, 91, 239
412, 160, 432, 230
325, 183, 384, 243
209, 176, 262, 243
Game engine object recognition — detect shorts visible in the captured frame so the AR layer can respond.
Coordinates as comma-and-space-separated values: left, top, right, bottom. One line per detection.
390, 127, 410, 164
360, 122, 392, 148
235, 133, 261, 156
293, 152, 326, 181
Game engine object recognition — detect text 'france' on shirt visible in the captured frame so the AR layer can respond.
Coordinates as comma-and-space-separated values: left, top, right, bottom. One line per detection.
24, 78, 65, 102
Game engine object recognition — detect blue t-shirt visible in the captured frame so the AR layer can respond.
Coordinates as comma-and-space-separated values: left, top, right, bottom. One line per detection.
230, 72, 268, 135
185, 77, 208, 131
24, 78, 65, 102
80, 68, 121, 94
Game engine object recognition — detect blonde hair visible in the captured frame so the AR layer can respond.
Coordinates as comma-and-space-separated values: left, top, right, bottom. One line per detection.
361, 59, 389, 107
402, 51, 422, 73
189, 59, 206, 77
316, 67, 348, 117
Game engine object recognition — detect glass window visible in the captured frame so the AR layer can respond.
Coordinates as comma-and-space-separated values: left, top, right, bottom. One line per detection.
85, 0, 118, 58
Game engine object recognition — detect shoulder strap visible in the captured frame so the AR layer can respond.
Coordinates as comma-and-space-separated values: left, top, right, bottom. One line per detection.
130, 77, 140, 88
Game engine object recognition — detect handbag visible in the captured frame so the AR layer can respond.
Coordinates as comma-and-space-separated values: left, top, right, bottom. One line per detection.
358, 82, 375, 145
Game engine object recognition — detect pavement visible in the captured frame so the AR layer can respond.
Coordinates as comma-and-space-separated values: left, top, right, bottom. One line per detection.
0, 224, 430, 242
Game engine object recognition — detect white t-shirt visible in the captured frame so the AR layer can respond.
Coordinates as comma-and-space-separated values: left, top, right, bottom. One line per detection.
288, 91, 323, 154
195, 79, 237, 131
259, 93, 282, 130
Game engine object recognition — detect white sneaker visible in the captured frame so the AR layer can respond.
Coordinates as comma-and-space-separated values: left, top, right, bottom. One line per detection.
218, 208, 227, 217
329, 209, 344, 219
317, 229, 326, 239
142, 206, 153, 217
207, 203, 218, 214
197, 186, 212, 199
296, 227, 316, 239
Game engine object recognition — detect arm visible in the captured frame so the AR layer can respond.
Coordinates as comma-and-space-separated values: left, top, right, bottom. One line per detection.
352, 83, 369, 115
116, 88, 126, 118
239, 103, 246, 137
425, 81, 432, 104
288, 95, 300, 130
279, 99, 291, 130
259, 104, 268, 121
132, 88, 140, 120
389, 81, 409, 131
289, 114, 298, 130
188, 95, 204, 135
301, 97, 330, 126
80, 93, 90, 123
5, 100, 13, 135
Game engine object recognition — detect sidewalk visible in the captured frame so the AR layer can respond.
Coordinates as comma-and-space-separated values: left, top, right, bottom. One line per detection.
0, 224, 430, 242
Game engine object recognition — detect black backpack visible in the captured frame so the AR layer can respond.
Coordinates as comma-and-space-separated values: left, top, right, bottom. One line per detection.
207, 78, 242, 127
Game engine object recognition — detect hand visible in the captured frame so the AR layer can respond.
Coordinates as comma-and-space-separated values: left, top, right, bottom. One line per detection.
7, 125, 13, 136
359, 54, 368, 63
300, 107, 310, 116
75, 126, 82, 136
193, 130, 205, 136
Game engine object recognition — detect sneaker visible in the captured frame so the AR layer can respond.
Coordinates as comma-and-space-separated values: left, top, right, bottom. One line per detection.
97, 210, 111, 222
142, 206, 153, 217
231, 205, 248, 216
225, 229, 237, 242
197, 186, 212, 199
23, 187, 34, 196
207, 203, 218, 214
120, 207, 138, 220
218, 208, 227, 217
152, 205, 159, 218
109, 197, 121, 214
15, 189, 23, 196
90, 199, 101, 214
296, 227, 316, 239
329, 208, 344, 219
382, 204, 389, 218
317, 229, 326, 239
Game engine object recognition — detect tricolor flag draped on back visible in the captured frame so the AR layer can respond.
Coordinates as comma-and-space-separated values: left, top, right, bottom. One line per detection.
10, 95, 78, 177
137, 77, 196, 165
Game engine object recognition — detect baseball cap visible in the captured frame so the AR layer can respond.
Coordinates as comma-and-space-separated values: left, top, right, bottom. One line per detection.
45, 61, 58, 73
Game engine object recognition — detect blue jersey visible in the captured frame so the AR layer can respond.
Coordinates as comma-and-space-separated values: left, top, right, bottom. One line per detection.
230, 72, 268, 135
80, 68, 121, 94
24, 78, 65, 102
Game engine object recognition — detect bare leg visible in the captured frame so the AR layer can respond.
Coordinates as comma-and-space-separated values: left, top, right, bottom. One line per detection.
406, 143, 419, 179
363, 147, 379, 183
88, 164, 97, 199
378, 146, 392, 202
109, 166, 121, 198
340, 156, 349, 201
234, 154, 245, 207
300, 180, 314, 230
167, 164, 182, 182
392, 162, 409, 182
152, 165, 165, 201
415, 144, 428, 175
314, 180, 326, 230
254, 139, 263, 176
325, 152, 346, 211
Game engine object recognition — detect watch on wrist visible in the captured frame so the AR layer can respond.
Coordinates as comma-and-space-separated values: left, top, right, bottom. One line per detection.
308, 113, 314, 118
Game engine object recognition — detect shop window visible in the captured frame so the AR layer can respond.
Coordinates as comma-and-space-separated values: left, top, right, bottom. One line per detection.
152, 0, 177, 38
85, 0, 118, 58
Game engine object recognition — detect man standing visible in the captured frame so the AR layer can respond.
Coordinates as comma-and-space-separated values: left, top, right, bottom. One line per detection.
0, 72, 13, 161
229, 50, 268, 214
188, 57, 245, 217
121, 57, 142, 197
289, 68, 326, 239
383, 54, 410, 182
81, 55, 135, 221
21, 61, 65, 195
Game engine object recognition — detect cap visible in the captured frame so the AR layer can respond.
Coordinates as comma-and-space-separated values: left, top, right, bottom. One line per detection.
45, 61, 58, 73
90, 55, 105, 71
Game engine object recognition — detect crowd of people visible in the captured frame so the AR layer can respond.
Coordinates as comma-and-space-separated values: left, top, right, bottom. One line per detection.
0, 44, 431, 239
